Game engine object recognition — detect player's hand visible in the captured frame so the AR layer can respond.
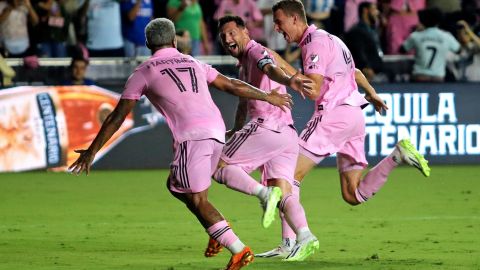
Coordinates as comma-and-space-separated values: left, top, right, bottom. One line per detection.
365, 93, 388, 114
266, 88, 293, 112
288, 71, 313, 99
68, 149, 95, 176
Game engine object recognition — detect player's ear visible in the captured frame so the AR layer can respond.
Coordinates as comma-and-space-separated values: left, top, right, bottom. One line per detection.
173, 36, 178, 49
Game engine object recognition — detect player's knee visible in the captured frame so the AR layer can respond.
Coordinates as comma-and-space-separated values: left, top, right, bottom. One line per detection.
342, 191, 360, 206
186, 192, 209, 209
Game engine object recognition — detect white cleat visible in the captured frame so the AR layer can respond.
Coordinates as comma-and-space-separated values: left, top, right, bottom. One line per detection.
255, 243, 293, 259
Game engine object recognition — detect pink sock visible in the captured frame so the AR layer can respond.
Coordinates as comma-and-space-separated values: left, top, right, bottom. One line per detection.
279, 193, 309, 234
207, 220, 242, 253
280, 180, 300, 240
356, 153, 398, 202
213, 165, 263, 196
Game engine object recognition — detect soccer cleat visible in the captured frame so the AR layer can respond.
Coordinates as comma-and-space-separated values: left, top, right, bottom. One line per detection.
255, 243, 293, 259
204, 237, 223, 257
396, 138, 431, 177
261, 186, 283, 228
224, 246, 254, 270
283, 235, 319, 262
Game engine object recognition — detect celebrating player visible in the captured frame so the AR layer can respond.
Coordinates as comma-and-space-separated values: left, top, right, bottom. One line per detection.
255, 0, 431, 258
203, 15, 319, 262
69, 18, 293, 270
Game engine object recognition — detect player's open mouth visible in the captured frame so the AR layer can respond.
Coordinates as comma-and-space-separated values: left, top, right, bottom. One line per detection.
228, 42, 238, 50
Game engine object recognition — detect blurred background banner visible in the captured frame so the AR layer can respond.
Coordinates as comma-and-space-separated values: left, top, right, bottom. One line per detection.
0, 86, 137, 172
1, 83, 478, 172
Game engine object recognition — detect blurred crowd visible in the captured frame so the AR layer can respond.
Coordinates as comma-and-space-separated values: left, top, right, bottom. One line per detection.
0, 0, 479, 83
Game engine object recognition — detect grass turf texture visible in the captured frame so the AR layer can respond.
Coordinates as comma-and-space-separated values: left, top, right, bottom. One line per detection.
0, 166, 479, 270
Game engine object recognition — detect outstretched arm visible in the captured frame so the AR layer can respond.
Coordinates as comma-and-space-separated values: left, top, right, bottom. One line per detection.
210, 74, 293, 111
68, 99, 137, 175
355, 68, 388, 114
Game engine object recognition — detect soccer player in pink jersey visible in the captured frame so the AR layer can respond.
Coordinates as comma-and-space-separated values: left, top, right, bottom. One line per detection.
202, 15, 318, 262
256, 0, 432, 261
68, 18, 294, 270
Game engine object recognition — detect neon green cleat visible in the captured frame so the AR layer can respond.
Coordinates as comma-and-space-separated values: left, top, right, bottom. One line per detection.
262, 186, 282, 228
396, 138, 431, 177
283, 235, 319, 262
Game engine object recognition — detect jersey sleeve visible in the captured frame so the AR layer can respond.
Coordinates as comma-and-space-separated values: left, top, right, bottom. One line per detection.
121, 70, 147, 100
303, 39, 329, 76
249, 45, 275, 72
446, 32, 461, 52
200, 62, 220, 83
402, 32, 416, 51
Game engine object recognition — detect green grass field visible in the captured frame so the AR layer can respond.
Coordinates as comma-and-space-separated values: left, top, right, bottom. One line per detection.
1, 166, 479, 270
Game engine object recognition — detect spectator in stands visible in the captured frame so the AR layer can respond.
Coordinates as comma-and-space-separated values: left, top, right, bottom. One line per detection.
167, 0, 211, 56
386, 0, 425, 54
345, 1, 383, 80
258, 0, 287, 53
82, 0, 124, 57
448, 20, 480, 81
121, 0, 152, 57
344, 0, 375, 32
213, 0, 264, 44
304, 0, 335, 30
0, 0, 39, 57
401, 8, 460, 82
34, 0, 70, 57
62, 57, 95, 85
175, 29, 192, 54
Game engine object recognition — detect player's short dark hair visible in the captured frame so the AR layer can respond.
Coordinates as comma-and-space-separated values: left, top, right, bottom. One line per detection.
217, 15, 246, 31
272, 0, 307, 23
358, 1, 373, 17
418, 8, 443, 28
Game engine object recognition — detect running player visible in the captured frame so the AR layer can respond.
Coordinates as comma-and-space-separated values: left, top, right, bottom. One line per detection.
256, 0, 431, 260
69, 18, 293, 270
203, 15, 318, 262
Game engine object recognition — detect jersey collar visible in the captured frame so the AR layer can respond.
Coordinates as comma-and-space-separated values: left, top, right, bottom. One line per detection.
299, 24, 317, 47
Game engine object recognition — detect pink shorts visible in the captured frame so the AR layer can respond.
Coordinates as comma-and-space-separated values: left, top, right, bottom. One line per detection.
299, 105, 368, 169
169, 139, 223, 193
221, 122, 298, 185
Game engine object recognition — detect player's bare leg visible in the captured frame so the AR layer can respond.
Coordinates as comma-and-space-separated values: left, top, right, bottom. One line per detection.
168, 180, 253, 269
293, 153, 318, 183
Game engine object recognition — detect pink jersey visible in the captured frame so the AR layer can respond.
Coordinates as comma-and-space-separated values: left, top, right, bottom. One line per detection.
300, 25, 368, 113
239, 40, 293, 131
121, 48, 226, 143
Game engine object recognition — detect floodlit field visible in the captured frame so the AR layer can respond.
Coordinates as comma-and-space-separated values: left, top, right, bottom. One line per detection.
1, 166, 479, 270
